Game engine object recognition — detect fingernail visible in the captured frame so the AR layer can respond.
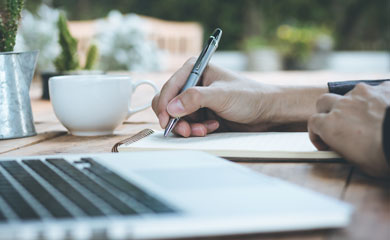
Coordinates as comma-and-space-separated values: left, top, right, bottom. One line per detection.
175, 124, 189, 137
205, 121, 219, 129
167, 99, 185, 115
192, 125, 206, 136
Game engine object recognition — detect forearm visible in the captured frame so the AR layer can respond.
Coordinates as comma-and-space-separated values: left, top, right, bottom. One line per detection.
263, 79, 390, 126
264, 84, 328, 124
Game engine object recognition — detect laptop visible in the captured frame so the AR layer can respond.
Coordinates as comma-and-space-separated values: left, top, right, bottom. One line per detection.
0, 151, 352, 239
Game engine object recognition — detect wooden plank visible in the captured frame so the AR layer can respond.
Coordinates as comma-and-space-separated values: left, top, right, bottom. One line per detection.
0, 121, 67, 154
0, 131, 66, 154
0, 97, 66, 154
242, 162, 351, 198
31, 99, 59, 123
328, 168, 390, 240
0, 122, 161, 157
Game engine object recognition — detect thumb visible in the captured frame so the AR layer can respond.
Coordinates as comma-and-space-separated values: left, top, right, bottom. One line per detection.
166, 87, 220, 117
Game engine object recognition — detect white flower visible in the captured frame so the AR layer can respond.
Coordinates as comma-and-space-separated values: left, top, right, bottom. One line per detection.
15, 5, 60, 72
96, 10, 162, 71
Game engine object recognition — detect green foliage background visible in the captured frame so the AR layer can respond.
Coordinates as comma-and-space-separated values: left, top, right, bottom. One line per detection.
25, 0, 389, 51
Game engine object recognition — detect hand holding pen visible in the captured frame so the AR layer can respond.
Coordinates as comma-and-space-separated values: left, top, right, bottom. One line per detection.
152, 28, 275, 138
152, 27, 323, 138
163, 28, 223, 136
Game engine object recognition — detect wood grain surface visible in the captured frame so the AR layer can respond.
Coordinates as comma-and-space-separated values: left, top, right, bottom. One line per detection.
1, 71, 389, 240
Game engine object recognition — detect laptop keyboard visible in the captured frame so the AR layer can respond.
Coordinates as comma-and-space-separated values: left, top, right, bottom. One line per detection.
0, 157, 175, 222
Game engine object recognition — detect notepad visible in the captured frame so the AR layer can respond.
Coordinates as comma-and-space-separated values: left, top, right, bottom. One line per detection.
113, 129, 341, 161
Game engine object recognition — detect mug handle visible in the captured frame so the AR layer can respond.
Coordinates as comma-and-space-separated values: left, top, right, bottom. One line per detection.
128, 79, 159, 117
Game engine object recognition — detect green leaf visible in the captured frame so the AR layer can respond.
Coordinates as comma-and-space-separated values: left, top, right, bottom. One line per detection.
54, 13, 80, 72
84, 44, 99, 70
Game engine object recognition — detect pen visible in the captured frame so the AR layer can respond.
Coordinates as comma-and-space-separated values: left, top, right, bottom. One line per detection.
164, 28, 222, 137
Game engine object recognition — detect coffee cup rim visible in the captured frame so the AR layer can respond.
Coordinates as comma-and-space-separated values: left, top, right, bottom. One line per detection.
49, 74, 131, 82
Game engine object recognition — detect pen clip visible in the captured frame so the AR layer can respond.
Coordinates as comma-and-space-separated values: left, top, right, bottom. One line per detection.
193, 37, 216, 72
192, 28, 222, 74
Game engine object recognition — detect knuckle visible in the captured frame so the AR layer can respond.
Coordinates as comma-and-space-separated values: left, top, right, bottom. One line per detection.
317, 94, 328, 102
316, 94, 333, 111
333, 96, 355, 110
338, 97, 352, 106
317, 93, 332, 104
328, 109, 342, 121
185, 87, 202, 104
353, 83, 371, 95
358, 98, 369, 109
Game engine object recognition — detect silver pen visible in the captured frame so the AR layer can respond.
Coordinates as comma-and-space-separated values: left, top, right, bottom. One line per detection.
164, 28, 223, 137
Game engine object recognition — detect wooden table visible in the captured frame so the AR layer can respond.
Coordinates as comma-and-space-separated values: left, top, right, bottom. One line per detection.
1, 71, 389, 240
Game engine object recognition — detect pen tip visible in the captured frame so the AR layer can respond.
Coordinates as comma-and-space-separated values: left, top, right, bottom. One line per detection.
164, 118, 179, 137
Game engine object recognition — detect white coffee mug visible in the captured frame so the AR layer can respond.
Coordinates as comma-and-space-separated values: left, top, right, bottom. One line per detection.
49, 75, 159, 136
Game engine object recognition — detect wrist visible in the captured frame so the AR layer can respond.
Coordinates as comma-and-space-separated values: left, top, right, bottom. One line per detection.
261, 84, 328, 124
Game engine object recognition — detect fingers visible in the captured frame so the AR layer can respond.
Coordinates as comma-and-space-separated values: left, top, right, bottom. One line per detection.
348, 83, 372, 97
152, 94, 169, 128
316, 94, 343, 113
173, 120, 191, 137
173, 119, 219, 137
308, 130, 329, 150
191, 120, 219, 136
307, 113, 330, 150
310, 94, 344, 150
153, 58, 197, 127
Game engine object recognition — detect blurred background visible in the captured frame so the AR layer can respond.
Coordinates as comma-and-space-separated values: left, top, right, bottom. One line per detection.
18, 0, 389, 73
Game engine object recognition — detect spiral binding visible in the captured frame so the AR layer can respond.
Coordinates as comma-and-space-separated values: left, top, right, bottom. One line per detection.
111, 129, 155, 152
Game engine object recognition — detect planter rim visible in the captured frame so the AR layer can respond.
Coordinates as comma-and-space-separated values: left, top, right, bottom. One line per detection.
0, 50, 39, 55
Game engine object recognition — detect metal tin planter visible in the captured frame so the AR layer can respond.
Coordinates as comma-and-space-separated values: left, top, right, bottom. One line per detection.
0, 50, 39, 139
